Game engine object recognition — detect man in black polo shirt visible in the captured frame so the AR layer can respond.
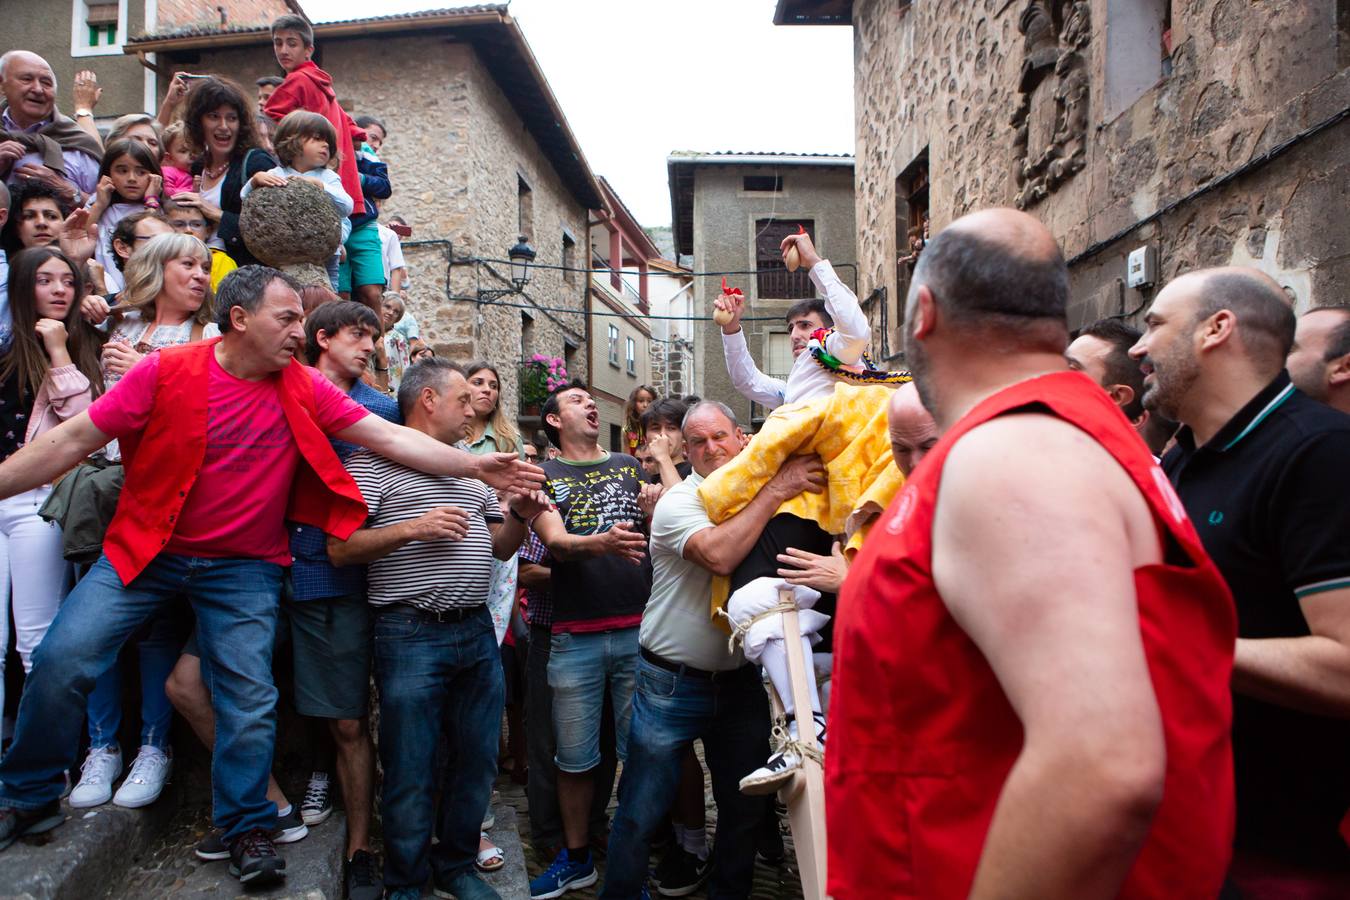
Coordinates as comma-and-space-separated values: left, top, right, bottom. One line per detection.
529, 382, 654, 899
1131, 266, 1350, 892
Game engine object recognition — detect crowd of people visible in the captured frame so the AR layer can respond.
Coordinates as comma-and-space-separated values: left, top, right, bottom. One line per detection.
1, 15, 1350, 900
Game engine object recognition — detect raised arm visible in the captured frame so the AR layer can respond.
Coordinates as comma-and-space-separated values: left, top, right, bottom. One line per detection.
684, 454, 825, 576
934, 416, 1165, 900
0, 411, 111, 500
780, 230, 871, 367
336, 414, 544, 495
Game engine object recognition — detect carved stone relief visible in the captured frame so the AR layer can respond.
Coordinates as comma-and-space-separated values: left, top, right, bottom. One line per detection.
1011, 0, 1090, 209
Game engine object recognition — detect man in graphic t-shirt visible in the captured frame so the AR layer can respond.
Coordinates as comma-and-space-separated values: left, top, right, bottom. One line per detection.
528, 382, 654, 899
0, 267, 543, 884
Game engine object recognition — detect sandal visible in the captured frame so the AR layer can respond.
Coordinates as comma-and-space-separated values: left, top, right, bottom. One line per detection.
476, 831, 505, 872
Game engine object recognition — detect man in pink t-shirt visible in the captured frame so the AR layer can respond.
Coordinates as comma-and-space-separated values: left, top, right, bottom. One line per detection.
0, 266, 544, 885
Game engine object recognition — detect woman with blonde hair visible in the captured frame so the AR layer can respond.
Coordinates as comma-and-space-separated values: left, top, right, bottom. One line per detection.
464, 362, 521, 456
69, 231, 215, 811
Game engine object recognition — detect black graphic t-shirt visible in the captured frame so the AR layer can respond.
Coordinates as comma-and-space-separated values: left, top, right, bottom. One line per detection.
542, 451, 653, 633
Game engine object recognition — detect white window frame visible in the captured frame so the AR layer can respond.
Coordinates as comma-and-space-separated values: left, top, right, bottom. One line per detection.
625, 336, 636, 375
608, 324, 620, 367
72, 0, 129, 57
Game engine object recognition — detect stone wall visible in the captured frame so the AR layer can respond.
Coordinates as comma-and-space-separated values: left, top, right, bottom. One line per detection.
161, 30, 590, 421
852, 0, 1350, 353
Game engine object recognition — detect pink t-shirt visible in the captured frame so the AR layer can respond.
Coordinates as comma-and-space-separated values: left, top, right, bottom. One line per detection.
89, 350, 370, 564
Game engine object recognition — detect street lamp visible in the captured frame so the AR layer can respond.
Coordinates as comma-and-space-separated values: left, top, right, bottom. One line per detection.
508, 234, 536, 290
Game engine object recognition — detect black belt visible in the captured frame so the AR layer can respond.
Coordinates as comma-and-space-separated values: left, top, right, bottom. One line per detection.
383, 603, 482, 624
640, 647, 755, 682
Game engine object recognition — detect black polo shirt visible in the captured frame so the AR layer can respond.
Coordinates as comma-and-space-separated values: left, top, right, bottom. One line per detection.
1164, 371, 1350, 869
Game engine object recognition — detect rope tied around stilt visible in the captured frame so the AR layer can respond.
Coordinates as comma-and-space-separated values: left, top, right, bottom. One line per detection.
770, 720, 824, 767
716, 599, 799, 654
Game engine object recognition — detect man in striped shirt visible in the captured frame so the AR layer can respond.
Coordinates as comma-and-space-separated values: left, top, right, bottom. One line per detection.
328, 358, 550, 900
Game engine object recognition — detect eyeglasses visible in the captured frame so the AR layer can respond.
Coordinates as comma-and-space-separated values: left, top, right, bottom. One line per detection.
171, 220, 209, 231
131, 233, 158, 243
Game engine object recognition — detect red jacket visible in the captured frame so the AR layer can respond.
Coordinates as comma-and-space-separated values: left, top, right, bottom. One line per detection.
264, 61, 365, 214
104, 338, 368, 584
827, 372, 1236, 899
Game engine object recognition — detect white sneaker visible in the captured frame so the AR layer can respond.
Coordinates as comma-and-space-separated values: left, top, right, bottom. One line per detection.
112, 745, 171, 808
739, 714, 825, 797
300, 772, 333, 826
69, 745, 122, 808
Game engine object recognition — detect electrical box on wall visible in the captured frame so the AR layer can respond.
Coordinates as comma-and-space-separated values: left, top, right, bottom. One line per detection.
1127, 246, 1158, 288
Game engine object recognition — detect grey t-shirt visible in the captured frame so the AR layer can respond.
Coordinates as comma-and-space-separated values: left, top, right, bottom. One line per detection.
641, 472, 746, 671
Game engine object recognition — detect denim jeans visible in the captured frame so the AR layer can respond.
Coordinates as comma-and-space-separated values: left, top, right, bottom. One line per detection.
600, 658, 772, 900
526, 623, 619, 849
548, 628, 639, 773
0, 554, 282, 841
374, 606, 504, 891
86, 609, 186, 751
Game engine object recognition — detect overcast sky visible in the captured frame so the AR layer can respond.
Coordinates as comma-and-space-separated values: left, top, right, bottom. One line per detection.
308, 0, 855, 227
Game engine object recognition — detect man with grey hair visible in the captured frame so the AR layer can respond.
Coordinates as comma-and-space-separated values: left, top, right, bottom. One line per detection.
601, 400, 826, 899
1132, 266, 1350, 890
0, 51, 102, 205
329, 357, 549, 900
0, 267, 544, 884
1287, 305, 1350, 415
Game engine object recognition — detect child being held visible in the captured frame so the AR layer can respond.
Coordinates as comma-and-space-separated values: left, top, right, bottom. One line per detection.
87, 139, 163, 294
240, 110, 352, 290
164, 199, 236, 292
158, 121, 196, 197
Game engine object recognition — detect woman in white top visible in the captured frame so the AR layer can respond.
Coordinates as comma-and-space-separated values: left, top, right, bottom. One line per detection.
70, 231, 217, 811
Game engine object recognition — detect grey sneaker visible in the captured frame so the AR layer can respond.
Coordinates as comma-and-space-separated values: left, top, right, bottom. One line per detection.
195, 807, 308, 862
300, 772, 332, 826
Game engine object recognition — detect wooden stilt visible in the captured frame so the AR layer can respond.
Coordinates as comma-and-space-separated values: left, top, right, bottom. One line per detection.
779, 588, 828, 900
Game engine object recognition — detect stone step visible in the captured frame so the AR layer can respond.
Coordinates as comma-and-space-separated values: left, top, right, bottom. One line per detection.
481, 804, 530, 900
0, 782, 180, 900
103, 809, 346, 899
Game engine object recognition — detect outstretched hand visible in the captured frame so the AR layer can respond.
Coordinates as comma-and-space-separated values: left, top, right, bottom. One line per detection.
476, 452, 546, 495
602, 521, 647, 565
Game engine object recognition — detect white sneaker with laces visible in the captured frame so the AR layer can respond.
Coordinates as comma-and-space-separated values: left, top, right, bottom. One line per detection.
69, 745, 123, 808
739, 713, 826, 797
301, 772, 333, 826
113, 745, 171, 808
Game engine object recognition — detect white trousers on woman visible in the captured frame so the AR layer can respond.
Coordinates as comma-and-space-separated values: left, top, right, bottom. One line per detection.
0, 486, 71, 736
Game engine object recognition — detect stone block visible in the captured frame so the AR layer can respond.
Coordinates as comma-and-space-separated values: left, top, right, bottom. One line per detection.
240, 178, 342, 269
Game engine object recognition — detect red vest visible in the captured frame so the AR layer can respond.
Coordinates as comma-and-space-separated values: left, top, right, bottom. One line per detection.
104, 338, 368, 584
827, 371, 1236, 899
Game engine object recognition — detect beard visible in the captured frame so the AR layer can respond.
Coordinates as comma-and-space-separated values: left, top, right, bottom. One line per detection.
904, 326, 939, 416
1141, 342, 1200, 422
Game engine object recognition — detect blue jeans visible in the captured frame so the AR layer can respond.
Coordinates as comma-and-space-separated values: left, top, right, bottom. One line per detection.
0, 554, 282, 841
548, 628, 639, 773
600, 658, 772, 900
374, 606, 504, 891
86, 610, 185, 751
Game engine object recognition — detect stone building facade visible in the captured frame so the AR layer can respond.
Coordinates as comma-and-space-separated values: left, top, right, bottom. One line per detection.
668, 152, 857, 427
776, 0, 1350, 358
125, 6, 601, 425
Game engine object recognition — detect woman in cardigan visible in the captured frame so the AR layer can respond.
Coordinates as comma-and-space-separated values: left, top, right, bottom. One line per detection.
165, 76, 275, 268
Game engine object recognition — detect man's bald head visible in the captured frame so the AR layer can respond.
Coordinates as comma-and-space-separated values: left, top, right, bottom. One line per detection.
887, 382, 939, 477
1182, 266, 1295, 372
0, 51, 53, 83
0, 51, 57, 128
910, 208, 1069, 334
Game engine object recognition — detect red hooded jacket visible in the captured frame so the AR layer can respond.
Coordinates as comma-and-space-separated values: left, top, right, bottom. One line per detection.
264, 61, 365, 213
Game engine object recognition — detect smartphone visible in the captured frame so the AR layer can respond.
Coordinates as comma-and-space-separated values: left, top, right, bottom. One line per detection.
389, 223, 413, 238
177, 73, 210, 81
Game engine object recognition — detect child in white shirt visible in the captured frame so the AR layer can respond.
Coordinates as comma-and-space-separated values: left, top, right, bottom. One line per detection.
87, 138, 164, 294
240, 110, 352, 290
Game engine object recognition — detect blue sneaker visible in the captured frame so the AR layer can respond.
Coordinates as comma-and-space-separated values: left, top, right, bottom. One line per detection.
529, 848, 597, 899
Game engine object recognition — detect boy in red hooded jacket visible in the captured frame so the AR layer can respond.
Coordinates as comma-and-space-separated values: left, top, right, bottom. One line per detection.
263, 15, 366, 251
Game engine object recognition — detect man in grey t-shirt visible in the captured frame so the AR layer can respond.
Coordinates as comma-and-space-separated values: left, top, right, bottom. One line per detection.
600, 401, 825, 900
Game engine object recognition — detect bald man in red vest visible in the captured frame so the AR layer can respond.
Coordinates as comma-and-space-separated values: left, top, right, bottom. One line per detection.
0, 265, 543, 884
828, 209, 1237, 899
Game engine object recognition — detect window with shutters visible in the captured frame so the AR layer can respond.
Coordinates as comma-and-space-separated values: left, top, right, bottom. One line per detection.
755, 218, 815, 299
72, 0, 126, 56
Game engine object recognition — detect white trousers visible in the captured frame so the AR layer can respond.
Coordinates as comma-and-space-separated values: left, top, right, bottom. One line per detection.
0, 486, 71, 732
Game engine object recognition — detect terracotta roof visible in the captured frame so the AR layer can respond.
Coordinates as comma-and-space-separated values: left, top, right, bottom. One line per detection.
667, 151, 855, 256
124, 6, 601, 210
